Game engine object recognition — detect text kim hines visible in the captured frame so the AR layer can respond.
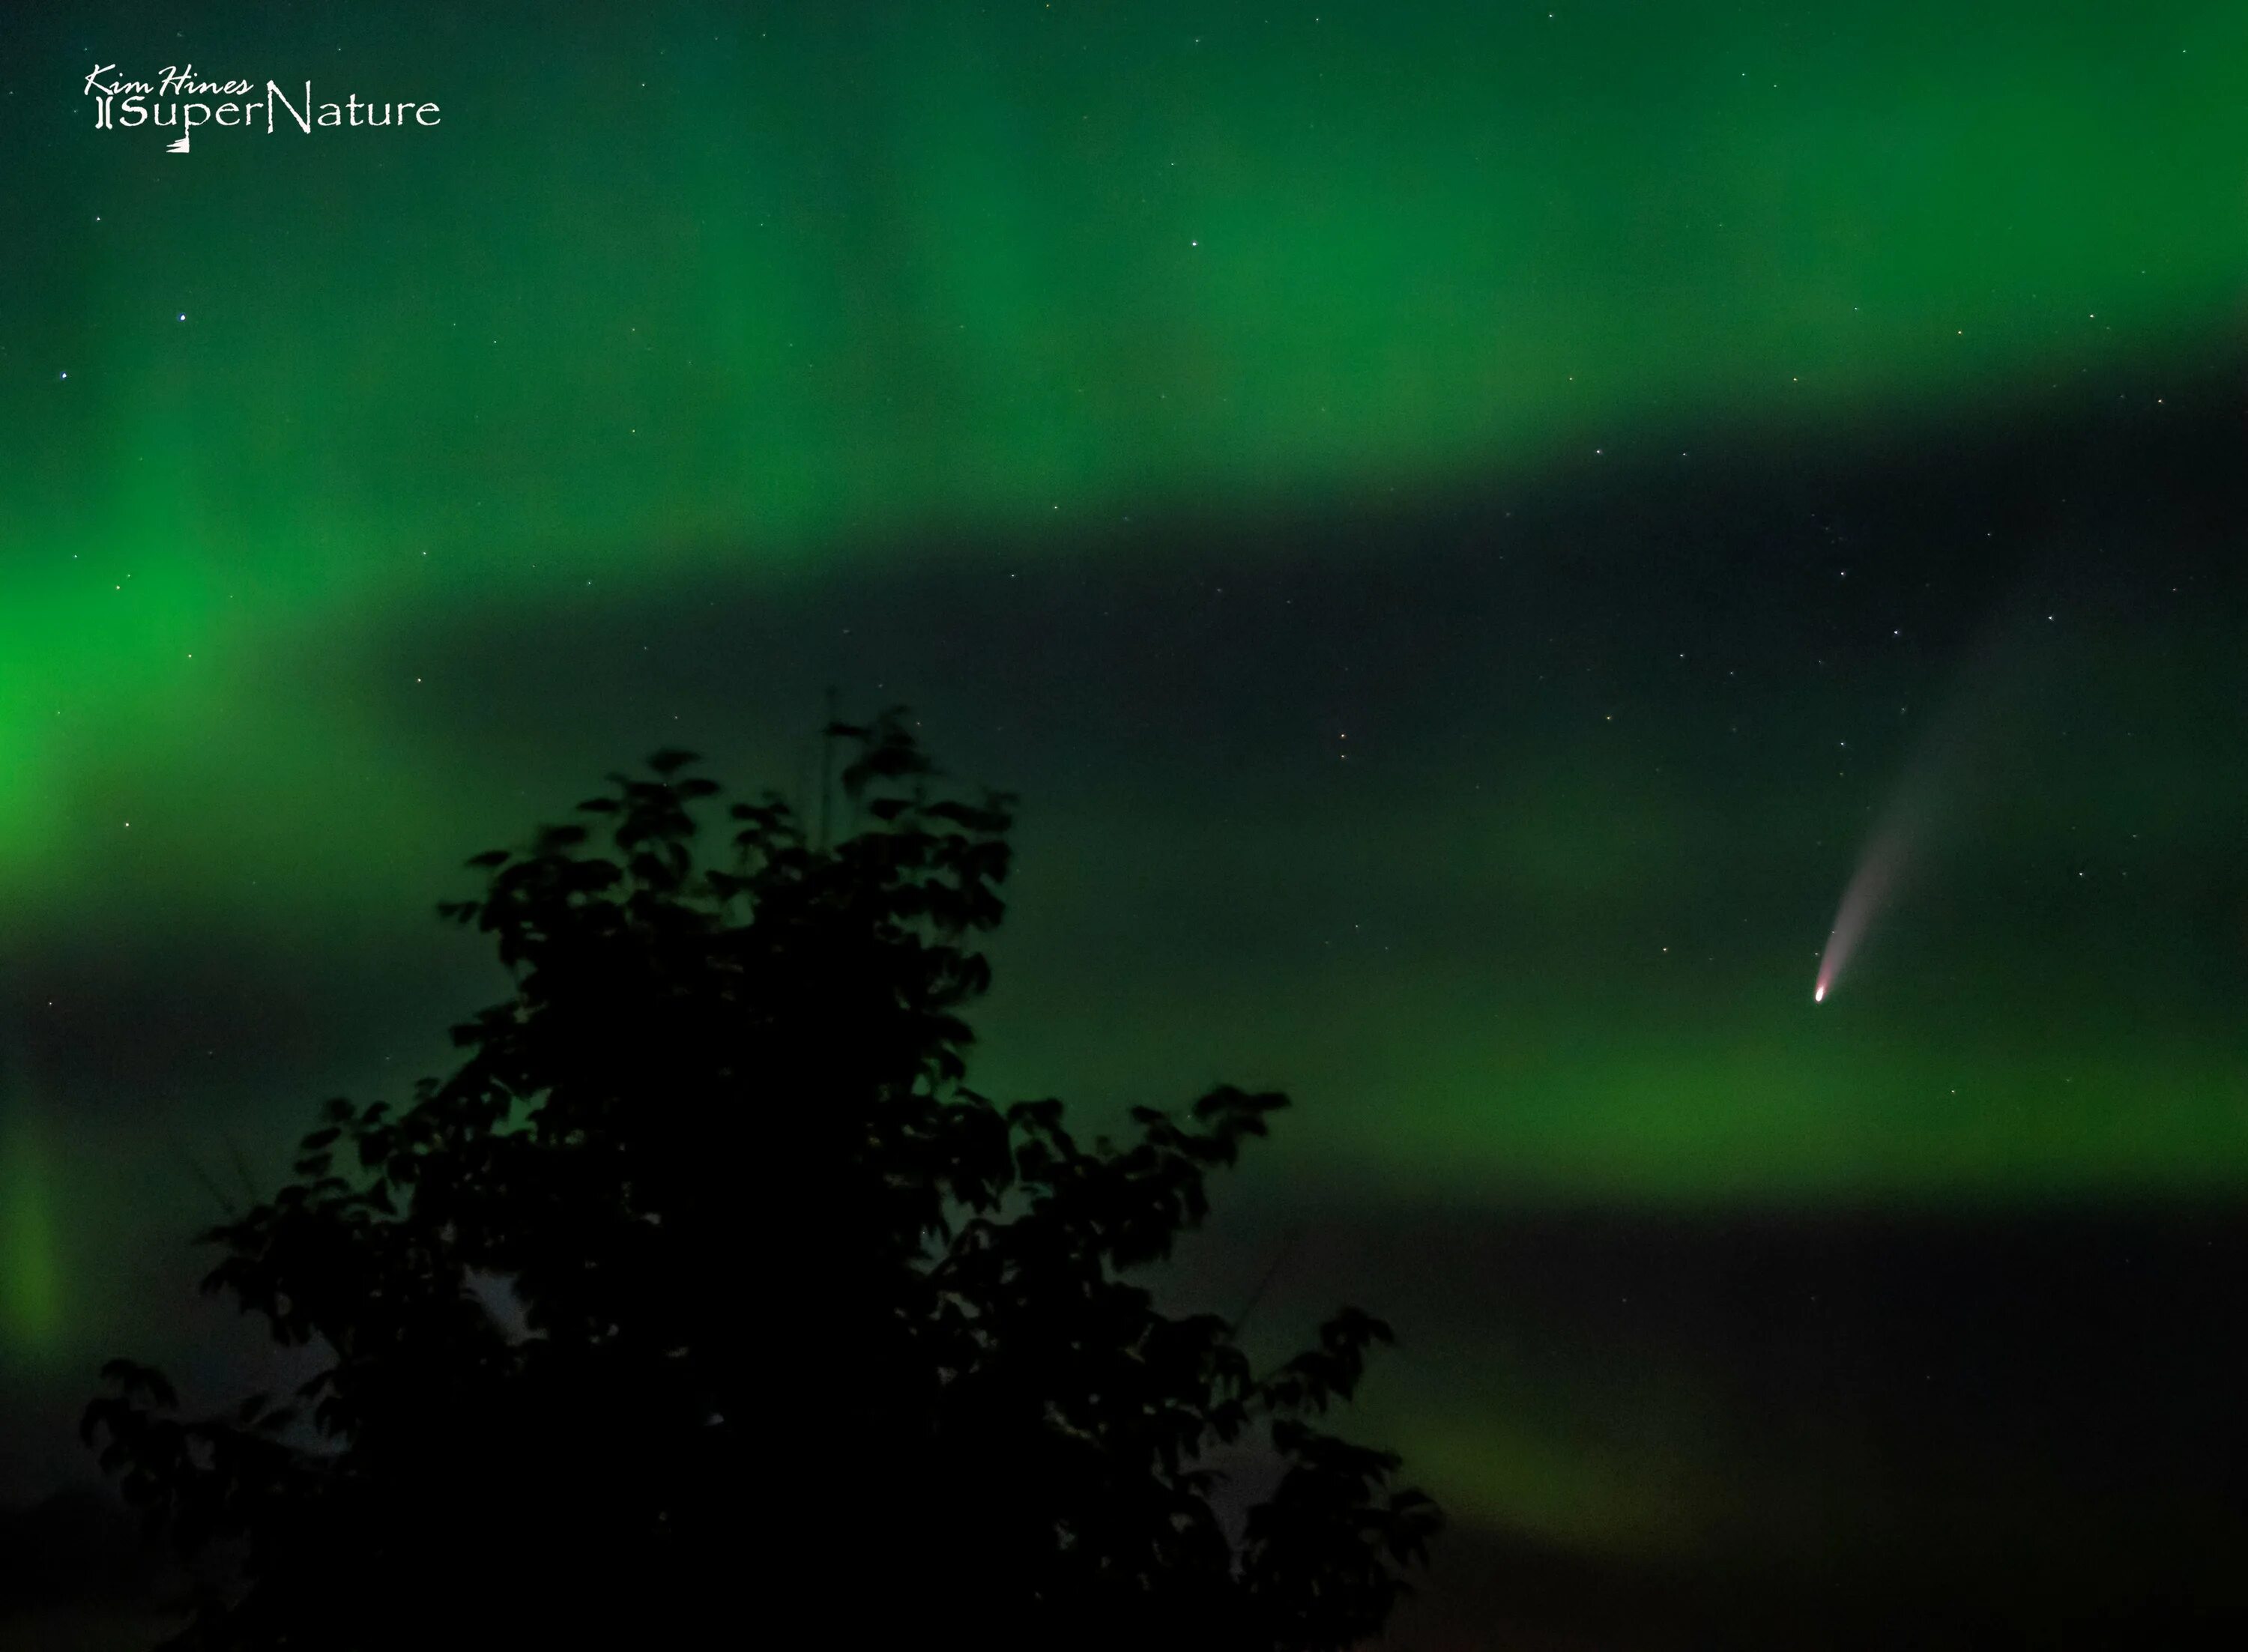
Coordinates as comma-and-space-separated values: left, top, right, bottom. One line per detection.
85, 67, 441, 134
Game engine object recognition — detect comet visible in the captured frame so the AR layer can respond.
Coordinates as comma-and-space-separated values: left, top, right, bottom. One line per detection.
1808, 596, 2053, 1005
1812, 821, 1907, 1003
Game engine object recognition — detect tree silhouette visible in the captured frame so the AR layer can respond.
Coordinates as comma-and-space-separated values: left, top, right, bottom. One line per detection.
85, 712, 1439, 1649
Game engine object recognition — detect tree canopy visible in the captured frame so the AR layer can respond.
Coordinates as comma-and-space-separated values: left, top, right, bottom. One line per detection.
85, 712, 1439, 1649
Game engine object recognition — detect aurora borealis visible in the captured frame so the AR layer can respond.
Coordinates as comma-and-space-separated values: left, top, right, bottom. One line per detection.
5, 1, 2248, 1642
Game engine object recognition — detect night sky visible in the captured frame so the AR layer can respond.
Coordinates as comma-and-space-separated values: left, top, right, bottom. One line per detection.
4, 2, 2247, 1643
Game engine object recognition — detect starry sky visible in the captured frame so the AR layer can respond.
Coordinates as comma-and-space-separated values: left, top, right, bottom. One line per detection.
4, 1, 2247, 1642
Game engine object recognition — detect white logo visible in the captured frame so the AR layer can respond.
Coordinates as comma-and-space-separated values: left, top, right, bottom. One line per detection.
83, 64, 441, 152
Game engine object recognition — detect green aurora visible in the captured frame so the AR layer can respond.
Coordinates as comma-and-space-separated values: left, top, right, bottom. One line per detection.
7, 1, 2241, 884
